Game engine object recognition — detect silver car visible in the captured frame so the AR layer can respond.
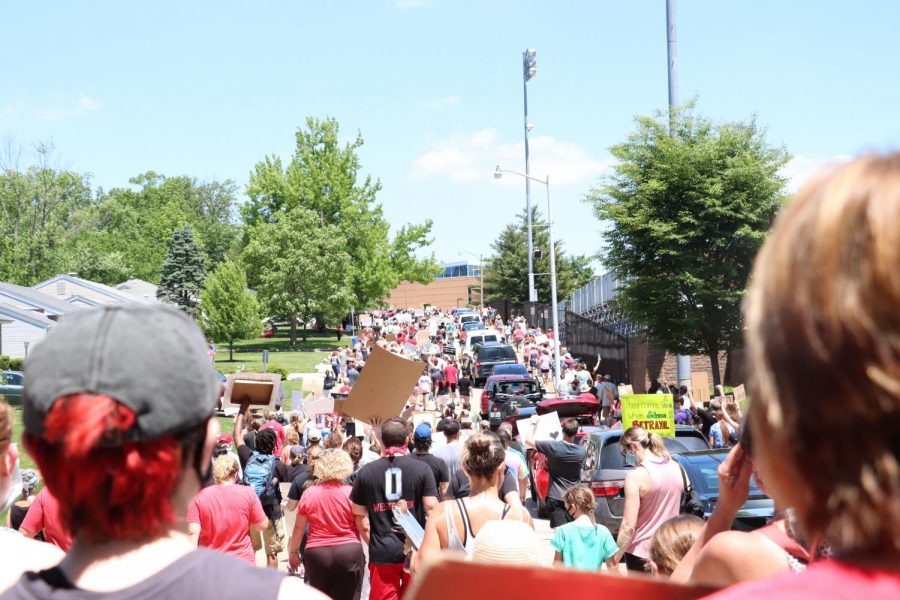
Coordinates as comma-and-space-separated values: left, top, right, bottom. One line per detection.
0, 370, 24, 403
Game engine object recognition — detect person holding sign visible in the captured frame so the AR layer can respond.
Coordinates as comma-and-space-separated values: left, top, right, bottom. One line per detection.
524, 417, 587, 528
612, 427, 684, 573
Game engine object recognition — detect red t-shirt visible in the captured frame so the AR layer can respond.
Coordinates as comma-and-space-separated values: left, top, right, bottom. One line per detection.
187, 484, 267, 565
20, 487, 72, 551
260, 420, 286, 455
704, 560, 900, 599
298, 482, 360, 549
444, 365, 459, 384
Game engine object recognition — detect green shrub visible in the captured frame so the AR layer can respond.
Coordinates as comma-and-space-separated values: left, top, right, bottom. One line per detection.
0, 355, 9, 370
8, 358, 24, 371
266, 365, 289, 381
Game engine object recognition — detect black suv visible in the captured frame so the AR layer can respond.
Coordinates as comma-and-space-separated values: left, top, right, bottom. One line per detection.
473, 342, 518, 385
487, 377, 543, 426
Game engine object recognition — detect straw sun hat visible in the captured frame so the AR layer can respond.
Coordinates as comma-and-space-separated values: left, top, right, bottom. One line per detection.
471, 520, 543, 566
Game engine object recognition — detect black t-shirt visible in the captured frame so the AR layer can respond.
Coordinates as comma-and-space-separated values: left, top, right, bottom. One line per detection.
534, 440, 587, 502
448, 468, 518, 500
458, 377, 472, 396
412, 453, 450, 501
237, 445, 290, 520
349, 455, 438, 565
287, 469, 312, 503
696, 408, 717, 439
287, 463, 308, 486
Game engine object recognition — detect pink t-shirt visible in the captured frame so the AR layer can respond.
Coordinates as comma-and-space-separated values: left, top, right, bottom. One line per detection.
445, 365, 459, 385
298, 482, 360, 549
629, 458, 683, 559
704, 560, 900, 599
20, 487, 72, 551
187, 484, 267, 565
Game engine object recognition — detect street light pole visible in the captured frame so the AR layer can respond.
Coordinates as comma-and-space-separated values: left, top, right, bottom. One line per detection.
523, 50, 537, 303
494, 166, 563, 395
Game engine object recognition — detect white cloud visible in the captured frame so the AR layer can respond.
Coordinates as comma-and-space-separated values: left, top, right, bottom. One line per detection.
780, 154, 852, 192
37, 93, 104, 121
409, 128, 611, 186
423, 95, 460, 111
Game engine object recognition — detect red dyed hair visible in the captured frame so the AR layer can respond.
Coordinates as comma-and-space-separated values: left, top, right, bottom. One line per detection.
25, 394, 193, 543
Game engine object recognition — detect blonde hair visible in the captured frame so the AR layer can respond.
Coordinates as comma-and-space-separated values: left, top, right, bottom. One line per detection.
745, 153, 900, 554
285, 428, 300, 446
563, 485, 596, 523
213, 454, 239, 484
649, 515, 704, 575
313, 449, 354, 483
620, 426, 670, 460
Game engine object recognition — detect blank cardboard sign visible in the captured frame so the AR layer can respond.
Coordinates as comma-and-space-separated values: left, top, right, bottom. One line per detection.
342, 344, 424, 422
691, 371, 710, 405
224, 372, 281, 409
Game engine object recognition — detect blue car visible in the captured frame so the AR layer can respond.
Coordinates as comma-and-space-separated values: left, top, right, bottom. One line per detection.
490, 363, 529, 377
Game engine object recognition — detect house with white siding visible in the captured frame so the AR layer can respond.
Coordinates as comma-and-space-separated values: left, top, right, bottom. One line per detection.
33, 274, 150, 306
0, 302, 54, 359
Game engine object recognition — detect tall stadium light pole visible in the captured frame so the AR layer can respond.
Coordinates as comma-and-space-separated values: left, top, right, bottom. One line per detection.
495, 166, 562, 395
523, 49, 538, 303
667, 0, 690, 389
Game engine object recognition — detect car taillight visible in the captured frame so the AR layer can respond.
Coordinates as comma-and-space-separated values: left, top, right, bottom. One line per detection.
591, 480, 625, 497
491, 403, 498, 412
476, 362, 481, 369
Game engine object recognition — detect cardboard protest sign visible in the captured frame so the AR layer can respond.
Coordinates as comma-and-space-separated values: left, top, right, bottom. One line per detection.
358, 314, 372, 327
341, 344, 425, 422
621, 394, 675, 438
516, 411, 564, 442
407, 558, 716, 600
302, 395, 335, 418
301, 373, 325, 395
385, 334, 397, 343
691, 371, 710, 405
618, 384, 634, 396
733, 384, 747, 405
534, 334, 549, 346
224, 372, 281, 409
333, 397, 347, 416
416, 330, 431, 346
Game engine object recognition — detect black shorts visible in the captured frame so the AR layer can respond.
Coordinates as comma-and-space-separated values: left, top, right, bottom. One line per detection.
450, 383, 458, 392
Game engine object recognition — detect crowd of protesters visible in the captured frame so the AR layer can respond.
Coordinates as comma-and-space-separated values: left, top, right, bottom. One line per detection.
2, 154, 900, 598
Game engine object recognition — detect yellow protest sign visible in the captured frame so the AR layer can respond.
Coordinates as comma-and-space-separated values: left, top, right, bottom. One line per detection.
621, 394, 675, 438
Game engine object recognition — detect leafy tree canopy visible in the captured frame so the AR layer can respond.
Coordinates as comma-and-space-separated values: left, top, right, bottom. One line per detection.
157, 225, 207, 317
200, 259, 261, 360
585, 104, 789, 384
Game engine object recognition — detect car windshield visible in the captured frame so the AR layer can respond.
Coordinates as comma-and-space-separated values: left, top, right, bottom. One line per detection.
497, 381, 538, 395
599, 432, 709, 469
478, 346, 516, 361
684, 454, 766, 497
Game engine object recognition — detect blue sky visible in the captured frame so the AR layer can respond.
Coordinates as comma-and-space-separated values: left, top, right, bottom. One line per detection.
3, 1, 899, 272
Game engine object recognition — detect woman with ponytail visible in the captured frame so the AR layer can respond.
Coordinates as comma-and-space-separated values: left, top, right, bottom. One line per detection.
551, 485, 618, 571
612, 426, 684, 572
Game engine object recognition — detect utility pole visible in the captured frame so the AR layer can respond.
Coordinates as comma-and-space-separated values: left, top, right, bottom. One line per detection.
667, 0, 691, 390
523, 49, 537, 303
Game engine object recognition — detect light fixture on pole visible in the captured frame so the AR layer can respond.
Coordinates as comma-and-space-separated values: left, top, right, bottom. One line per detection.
522, 49, 538, 304
494, 166, 563, 395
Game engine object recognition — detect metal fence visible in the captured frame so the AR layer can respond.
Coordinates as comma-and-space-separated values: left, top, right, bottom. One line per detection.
564, 310, 628, 384
568, 273, 621, 314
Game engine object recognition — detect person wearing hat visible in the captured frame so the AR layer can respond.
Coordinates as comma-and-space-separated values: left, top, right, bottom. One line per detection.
212, 433, 243, 482
411, 423, 450, 501
1, 304, 324, 600
5, 468, 40, 532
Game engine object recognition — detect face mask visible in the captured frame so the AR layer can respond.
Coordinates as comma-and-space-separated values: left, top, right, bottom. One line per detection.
0, 456, 23, 513
623, 450, 638, 468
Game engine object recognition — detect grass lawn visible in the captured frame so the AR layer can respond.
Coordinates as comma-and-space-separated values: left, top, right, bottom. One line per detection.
223, 330, 349, 353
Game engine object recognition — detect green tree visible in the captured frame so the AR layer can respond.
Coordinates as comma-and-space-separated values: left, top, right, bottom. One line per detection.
157, 225, 207, 317
200, 260, 261, 361
585, 106, 789, 385
0, 143, 93, 284
483, 207, 593, 303
244, 117, 438, 308
67, 172, 241, 284
242, 207, 352, 345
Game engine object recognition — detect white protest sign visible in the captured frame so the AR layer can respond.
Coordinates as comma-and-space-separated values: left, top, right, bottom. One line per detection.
517, 411, 564, 442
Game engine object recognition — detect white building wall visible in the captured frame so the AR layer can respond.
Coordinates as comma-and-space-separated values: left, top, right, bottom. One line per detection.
34, 280, 118, 305
0, 319, 46, 359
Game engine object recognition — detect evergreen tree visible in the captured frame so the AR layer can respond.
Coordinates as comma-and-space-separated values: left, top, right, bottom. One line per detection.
200, 260, 261, 361
157, 225, 207, 317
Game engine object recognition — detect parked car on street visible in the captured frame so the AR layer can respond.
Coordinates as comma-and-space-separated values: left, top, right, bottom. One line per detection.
674, 449, 774, 531
486, 377, 543, 427
472, 342, 517, 385
490, 363, 529, 377
0, 370, 24, 403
